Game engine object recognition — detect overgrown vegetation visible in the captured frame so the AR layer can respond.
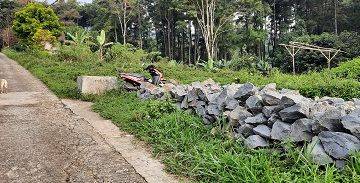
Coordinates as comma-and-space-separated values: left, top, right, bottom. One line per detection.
12, 3, 62, 47
2, 0, 360, 182
91, 91, 360, 182
4, 47, 360, 100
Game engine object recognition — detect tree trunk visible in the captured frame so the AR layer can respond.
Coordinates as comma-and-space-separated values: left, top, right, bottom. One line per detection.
334, 0, 338, 35
166, 14, 172, 59
188, 21, 192, 65
123, 7, 127, 45
114, 21, 118, 43
138, 11, 143, 49
195, 25, 200, 63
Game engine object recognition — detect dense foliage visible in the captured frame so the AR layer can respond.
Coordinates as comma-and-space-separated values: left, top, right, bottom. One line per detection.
1, 0, 360, 73
3, 47, 360, 182
4, 48, 360, 100
12, 3, 62, 45
2, 1, 360, 182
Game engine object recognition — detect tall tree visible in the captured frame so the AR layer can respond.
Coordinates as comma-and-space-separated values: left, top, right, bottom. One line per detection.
186, 0, 238, 63
52, 0, 80, 26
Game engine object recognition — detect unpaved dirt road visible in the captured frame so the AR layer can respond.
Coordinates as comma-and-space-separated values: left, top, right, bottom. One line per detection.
0, 53, 147, 182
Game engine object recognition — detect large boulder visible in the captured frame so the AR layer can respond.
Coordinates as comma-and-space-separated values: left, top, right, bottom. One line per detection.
206, 92, 221, 104
253, 125, 271, 139
271, 121, 291, 140
170, 85, 187, 101
228, 106, 252, 126
313, 108, 345, 132
225, 84, 243, 98
307, 136, 334, 165
262, 105, 280, 118
244, 135, 269, 149
352, 98, 360, 107
203, 114, 216, 125
290, 118, 314, 142
318, 97, 345, 106
245, 95, 263, 114
234, 83, 257, 101
245, 113, 267, 125
180, 96, 189, 109
338, 101, 356, 114
202, 78, 221, 92
188, 100, 205, 108
342, 109, 360, 138
195, 105, 206, 117
261, 90, 282, 106
77, 76, 118, 95
260, 83, 277, 93
238, 124, 254, 137
279, 94, 312, 109
279, 88, 300, 95
206, 104, 221, 116
162, 83, 175, 92
278, 103, 309, 122
319, 131, 360, 159
225, 97, 239, 110
310, 101, 335, 118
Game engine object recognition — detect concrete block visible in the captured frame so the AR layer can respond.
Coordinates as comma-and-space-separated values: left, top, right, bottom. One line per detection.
77, 76, 118, 95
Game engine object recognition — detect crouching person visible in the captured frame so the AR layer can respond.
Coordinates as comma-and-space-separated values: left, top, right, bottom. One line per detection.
144, 65, 163, 85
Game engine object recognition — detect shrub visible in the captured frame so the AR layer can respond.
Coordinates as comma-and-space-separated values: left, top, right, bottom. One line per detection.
32, 29, 56, 45
330, 57, 360, 81
106, 43, 147, 64
57, 45, 96, 62
146, 51, 162, 62
339, 31, 360, 58
228, 54, 258, 71
12, 3, 62, 45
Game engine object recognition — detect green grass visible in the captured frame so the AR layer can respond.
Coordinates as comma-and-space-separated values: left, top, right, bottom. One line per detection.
92, 91, 360, 182
5, 48, 360, 100
3, 48, 360, 182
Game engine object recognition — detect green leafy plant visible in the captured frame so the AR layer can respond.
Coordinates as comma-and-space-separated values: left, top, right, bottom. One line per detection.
12, 3, 62, 46
197, 59, 216, 71
253, 59, 273, 76
214, 59, 233, 69
66, 30, 90, 45
95, 30, 113, 61
32, 29, 56, 46
57, 44, 96, 62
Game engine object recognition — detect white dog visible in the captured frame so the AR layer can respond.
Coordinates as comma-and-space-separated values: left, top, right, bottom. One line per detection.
0, 79, 8, 94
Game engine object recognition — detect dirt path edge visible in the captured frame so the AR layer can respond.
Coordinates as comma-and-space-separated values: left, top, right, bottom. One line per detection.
61, 99, 183, 183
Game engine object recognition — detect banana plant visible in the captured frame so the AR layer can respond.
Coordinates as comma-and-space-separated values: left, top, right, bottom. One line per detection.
96, 30, 113, 61
66, 30, 90, 45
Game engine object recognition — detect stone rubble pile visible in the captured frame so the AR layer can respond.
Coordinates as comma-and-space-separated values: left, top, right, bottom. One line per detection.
136, 79, 360, 168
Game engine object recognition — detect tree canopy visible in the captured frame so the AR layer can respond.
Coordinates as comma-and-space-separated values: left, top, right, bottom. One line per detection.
12, 3, 62, 44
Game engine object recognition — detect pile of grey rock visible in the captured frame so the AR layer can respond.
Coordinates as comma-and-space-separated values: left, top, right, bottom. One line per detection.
136, 79, 360, 168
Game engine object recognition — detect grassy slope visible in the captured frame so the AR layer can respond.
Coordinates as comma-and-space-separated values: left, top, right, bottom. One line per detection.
94, 91, 360, 182
3, 49, 360, 182
5, 48, 360, 100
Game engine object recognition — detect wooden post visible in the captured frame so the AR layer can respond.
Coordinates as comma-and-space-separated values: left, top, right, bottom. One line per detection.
292, 47, 295, 74
328, 51, 331, 69
280, 42, 342, 73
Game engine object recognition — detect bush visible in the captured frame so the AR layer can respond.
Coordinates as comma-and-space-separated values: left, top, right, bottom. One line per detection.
330, 57, 360, 81
57, 45, 96, 62
12, 3, 62, 45
146, 51, 163, 62
228, 54, 258, 71
106, 43, 148, 64
339, 31, 360, 58
32, 29, 56, 45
